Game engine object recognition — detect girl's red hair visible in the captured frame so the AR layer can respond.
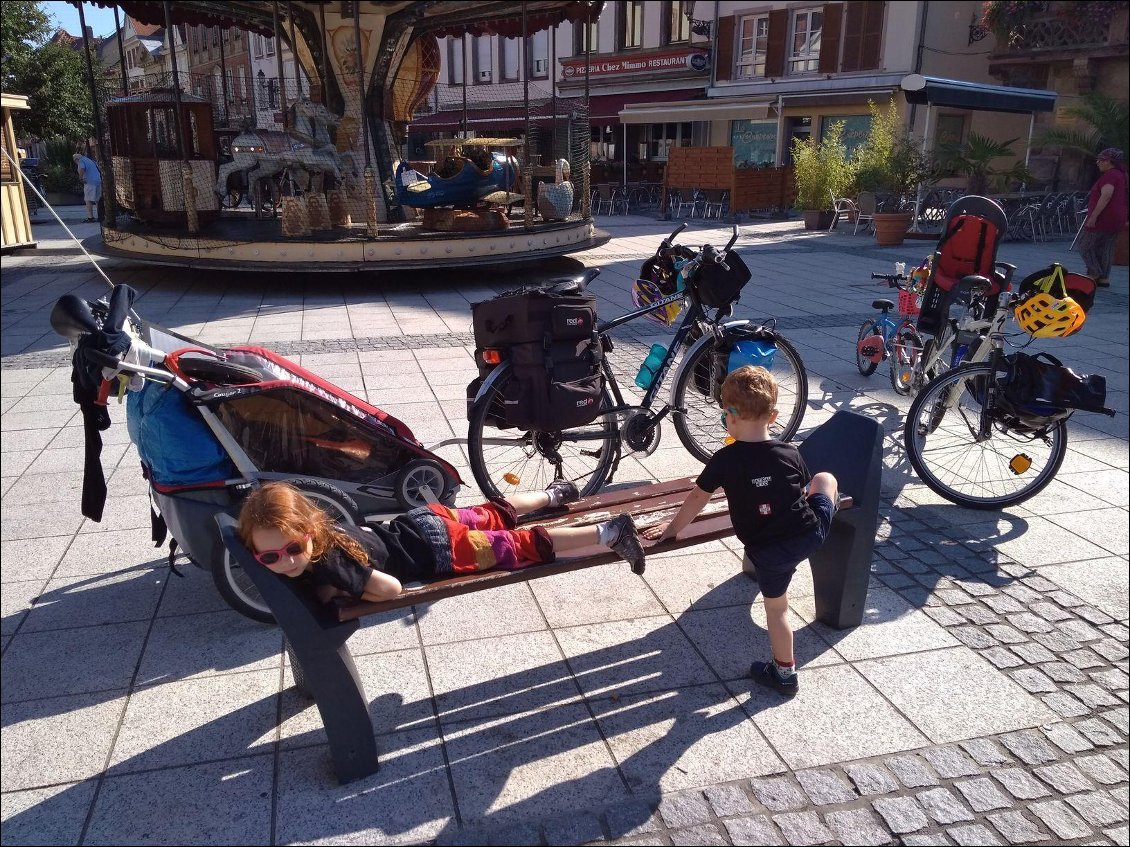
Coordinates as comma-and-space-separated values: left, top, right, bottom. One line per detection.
237, 482, 368, 566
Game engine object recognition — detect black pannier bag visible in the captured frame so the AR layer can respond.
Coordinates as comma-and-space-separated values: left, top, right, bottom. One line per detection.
467, 286, 604, 430
998, 352, 1113, 424
695, 250, 752, 308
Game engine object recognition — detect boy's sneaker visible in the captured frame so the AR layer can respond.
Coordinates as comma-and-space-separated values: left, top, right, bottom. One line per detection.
606, 513, 646, 575
750, 660, 799, 697
545, 479, 580, 508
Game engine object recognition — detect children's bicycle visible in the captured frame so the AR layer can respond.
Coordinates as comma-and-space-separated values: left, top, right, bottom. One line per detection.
465, 223, 810, 499
855, 272, 925, 395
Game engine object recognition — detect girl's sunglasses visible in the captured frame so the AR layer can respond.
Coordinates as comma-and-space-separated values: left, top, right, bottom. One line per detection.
254, 535, 310, 566
720, 406, 738, 426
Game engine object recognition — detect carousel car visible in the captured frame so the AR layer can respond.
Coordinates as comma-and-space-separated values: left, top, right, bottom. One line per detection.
395, 151, 518, 208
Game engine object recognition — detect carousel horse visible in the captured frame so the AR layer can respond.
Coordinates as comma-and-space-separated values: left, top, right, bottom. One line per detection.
214, 98, 361, 206
394, 151, 519, 208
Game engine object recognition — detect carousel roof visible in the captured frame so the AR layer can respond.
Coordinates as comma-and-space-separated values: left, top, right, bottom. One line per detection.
69, 1, 602, 40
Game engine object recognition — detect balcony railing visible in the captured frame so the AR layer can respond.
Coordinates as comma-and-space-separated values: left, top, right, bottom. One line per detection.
997, 13, 1117, 51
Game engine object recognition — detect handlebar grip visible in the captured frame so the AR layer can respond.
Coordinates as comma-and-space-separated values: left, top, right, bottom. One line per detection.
719, 261, 731, 272
96, 378, 112, 406
670, 222, 688, 240
723, 224, 739, 253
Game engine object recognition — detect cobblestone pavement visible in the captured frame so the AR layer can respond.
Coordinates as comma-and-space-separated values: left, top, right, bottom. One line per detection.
1, 213, 1126, 846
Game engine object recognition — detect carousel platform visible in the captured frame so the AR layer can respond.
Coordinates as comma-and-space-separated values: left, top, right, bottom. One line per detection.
89, 212, 608, 272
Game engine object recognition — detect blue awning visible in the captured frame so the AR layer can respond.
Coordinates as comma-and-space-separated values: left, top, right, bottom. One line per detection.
900, 74, 1056, 114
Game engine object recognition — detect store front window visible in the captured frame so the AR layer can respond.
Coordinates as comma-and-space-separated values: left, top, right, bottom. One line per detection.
819, 114, 871, 159
731, 119, 778, 167
645, 122, 694, 161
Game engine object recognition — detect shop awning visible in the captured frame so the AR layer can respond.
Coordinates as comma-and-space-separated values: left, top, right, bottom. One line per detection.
620, 98, 773, 124
588, 89, 707, 123
900, 75, 1056, 114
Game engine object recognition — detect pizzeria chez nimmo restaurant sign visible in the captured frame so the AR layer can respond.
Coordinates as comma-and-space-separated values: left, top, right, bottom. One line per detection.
561, 48, 710, 79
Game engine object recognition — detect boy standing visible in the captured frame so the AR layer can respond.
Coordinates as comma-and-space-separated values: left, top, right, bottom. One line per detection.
642, 366, 837, 697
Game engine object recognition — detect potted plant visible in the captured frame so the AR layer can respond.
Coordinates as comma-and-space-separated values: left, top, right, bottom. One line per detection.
853, 102, 931, 246
791, 121, 855, 230
935, 132, 1031, 194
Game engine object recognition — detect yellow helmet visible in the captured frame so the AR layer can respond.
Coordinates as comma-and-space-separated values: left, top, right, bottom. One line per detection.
1013, 291, 1087, 338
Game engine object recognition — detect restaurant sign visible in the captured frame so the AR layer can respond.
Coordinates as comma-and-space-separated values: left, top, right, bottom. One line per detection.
561, 48, 710, 80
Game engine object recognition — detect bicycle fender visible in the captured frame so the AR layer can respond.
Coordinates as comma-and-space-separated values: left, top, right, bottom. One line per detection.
669, 319, 761, 409
471, 361, 512, 414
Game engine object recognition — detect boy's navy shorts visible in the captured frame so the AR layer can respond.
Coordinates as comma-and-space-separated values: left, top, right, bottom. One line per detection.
745, 493, 835, 599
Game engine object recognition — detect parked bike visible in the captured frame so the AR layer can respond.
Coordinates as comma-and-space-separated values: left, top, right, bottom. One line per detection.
465, 223, 810, 499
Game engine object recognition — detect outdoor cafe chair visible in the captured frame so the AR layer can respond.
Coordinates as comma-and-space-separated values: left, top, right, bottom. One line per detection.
828, 190, 858, 231
853, 191, 877, 235
702, 189, 729, 219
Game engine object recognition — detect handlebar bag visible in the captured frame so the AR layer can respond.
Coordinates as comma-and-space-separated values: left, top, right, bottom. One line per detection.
695, 251, 751, 308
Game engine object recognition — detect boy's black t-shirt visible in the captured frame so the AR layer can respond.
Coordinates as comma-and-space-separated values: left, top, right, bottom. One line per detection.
301, 521, 435, 599
695, 439, 816, 548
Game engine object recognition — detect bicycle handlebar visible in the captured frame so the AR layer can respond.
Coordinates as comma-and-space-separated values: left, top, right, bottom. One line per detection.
870, 272, 909, 289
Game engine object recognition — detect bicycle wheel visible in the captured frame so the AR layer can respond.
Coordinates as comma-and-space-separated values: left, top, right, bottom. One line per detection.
468, 367, 620, 500
672, 329, 808, 464
856, 319, 882, 376
889, 326, 922, 396
904, 363, 1068, 509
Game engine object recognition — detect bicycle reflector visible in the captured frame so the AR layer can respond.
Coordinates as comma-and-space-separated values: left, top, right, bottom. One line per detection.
857, 334, 885, 364
481, 349, 503, 365
1009, 454, 1033, 475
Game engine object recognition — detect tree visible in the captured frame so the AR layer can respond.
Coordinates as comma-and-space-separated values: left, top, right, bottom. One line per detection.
0, 0, 51, 88
1037, 92, 1129, 161
935, 132, 1031, 194
11, 41, 98, 141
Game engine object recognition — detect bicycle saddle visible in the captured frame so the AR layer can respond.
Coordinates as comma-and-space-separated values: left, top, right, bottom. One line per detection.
872, 299, 895, 311
954, 275, 993, 305
539, 267, 602, 294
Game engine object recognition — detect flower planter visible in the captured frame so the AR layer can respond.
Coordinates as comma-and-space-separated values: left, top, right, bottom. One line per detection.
803, 209, 835, 230
873, 211, 913, 247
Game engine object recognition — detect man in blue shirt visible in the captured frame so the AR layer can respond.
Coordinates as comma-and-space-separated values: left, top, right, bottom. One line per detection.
73, 153, 102, 223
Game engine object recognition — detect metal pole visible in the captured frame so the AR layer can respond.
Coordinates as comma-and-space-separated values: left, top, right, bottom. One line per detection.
583, 4, 591, 218
623, 124, 627, 189
461, 34, 468, 137
1023, 112, 1035, 167
113, 6, 128, 96
318, 1, 329, 104
161, 2, 195, 232
353, 0, 370, 168
77, 2, 113, 224
273, 1, 288, 129
909, 103, 932, 233
523, 2, 533, 229
219, 25, 230, 126
287, 1, 300, 98
551, 21, 557, 159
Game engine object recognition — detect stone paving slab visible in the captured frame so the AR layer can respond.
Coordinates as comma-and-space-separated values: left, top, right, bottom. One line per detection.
1, 218, 1127, 845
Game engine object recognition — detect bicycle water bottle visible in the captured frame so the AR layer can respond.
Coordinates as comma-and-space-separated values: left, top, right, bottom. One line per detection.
635, 343, 668, 390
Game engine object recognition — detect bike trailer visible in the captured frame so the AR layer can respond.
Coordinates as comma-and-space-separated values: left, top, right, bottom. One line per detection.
917, 196, 1007, 336
467, 280, 604, 431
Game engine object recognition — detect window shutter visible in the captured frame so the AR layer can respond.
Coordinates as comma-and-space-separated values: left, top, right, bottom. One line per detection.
819, 4, 843, 75
765, 8, 788, 78
859, 2, 885, 71
841, 2, 864, 72
715, 15, 735, 81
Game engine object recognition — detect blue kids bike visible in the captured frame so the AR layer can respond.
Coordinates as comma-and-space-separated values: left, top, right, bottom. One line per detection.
855, 270, 926, 396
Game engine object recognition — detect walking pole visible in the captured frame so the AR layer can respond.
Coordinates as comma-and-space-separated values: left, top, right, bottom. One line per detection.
1069, 219, 1085, 251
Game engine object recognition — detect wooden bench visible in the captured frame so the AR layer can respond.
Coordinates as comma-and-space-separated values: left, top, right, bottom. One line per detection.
215, 410, 882, 784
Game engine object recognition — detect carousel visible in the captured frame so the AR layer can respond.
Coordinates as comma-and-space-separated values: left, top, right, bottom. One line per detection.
76, 0, 606, 271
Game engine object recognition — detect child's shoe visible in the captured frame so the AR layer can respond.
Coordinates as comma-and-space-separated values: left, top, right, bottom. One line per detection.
605, 513, 646, 575
545, 479, 580, 508
750, 660, 799, 697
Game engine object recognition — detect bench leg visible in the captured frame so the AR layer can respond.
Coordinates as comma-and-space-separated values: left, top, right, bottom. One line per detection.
286, 626, 380, 784
810, 517, 871, 630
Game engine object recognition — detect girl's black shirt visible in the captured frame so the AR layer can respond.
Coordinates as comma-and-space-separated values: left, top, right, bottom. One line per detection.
301, 522, 435, 598
696, 439, 817, 547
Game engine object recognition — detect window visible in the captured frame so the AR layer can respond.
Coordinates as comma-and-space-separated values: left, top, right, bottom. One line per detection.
935, 114, 965, 147
447, 37, 465, 85
212, 26, 219, 48
736, 14, 769, 78
646, 122, 695, 161
788, 8, 822, 74
665, 1, 691, 44
500, 37, 519, 81
265, 36, 275, 56
574, 19, 597, 54
619, 0, 643, 49
253, 34, 263, 57
526, 30, 549, 78
191, 26, 199, 52
473, 36, 492, 83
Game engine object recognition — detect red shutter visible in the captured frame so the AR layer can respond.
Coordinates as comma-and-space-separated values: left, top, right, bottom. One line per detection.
841, 2, 864, 72
765, 9, 788, 78
715, 15, 735, 81
858, 2, 885, 71
819, 4, 843, 75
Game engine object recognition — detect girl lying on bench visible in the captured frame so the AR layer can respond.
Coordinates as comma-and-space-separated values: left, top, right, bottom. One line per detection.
237, 481, 647, 603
